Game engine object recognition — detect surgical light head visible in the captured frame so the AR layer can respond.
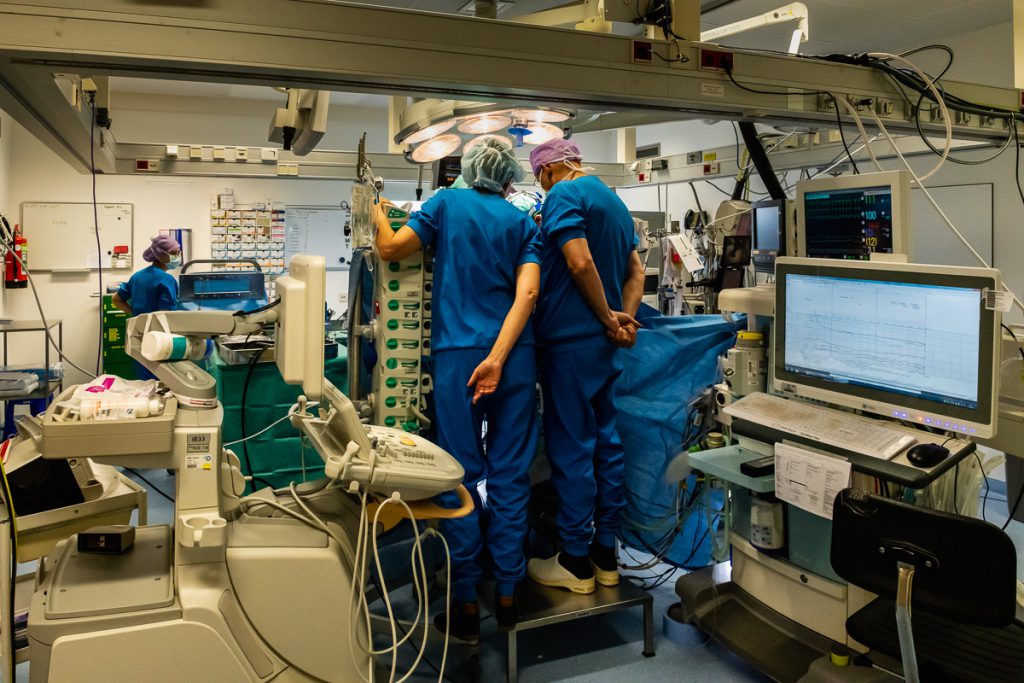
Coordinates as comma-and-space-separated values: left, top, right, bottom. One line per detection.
461, 135, 524, 193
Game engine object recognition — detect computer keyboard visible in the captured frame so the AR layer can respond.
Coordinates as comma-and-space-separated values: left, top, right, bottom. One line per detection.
725, 392, 917, 460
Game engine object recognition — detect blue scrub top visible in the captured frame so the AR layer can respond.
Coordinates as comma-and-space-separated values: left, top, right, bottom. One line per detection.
407, 188, 542, 352
117, 264, 178, 316
535, 175, 638, 349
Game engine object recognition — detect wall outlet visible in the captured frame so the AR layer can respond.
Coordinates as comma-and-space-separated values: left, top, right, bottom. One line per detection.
134, 159, 159, 173
686, 151, 702, 165
703, 162, 720, 175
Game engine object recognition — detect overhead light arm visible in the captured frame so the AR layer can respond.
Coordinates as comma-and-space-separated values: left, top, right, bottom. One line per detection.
511, 0, 699, 36
700, 2, 809, 54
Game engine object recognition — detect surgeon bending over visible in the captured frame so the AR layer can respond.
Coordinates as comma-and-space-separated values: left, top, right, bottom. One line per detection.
527, 139, 645, 595
375, 136, 542, 639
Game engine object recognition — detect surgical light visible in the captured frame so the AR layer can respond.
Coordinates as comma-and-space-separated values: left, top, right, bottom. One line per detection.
401, 120, 457, 145
510, 108, 570, 123
463, 134, 513, 155
523, 122, 564, 145
458, 114, 512, 135
411, 134, 461, 163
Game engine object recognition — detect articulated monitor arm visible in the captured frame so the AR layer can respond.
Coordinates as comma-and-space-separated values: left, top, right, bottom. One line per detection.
126, 308, 278, 407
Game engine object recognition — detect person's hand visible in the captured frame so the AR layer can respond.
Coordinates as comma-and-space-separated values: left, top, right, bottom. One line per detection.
467, 356, 503, 404
604, 310, 640, 332
607, 323, 639, 348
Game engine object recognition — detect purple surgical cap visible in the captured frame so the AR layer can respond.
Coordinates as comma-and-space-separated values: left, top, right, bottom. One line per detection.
529, 139, 582, 177
143, 234, 181, 264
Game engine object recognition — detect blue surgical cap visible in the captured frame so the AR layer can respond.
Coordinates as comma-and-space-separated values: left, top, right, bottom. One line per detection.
462, 136, 525, 193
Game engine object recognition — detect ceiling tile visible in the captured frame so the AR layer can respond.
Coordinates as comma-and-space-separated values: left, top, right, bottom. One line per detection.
928, 4, 1012, 27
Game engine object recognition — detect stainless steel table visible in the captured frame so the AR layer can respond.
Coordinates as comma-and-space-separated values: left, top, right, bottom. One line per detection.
485, 579, 655, 683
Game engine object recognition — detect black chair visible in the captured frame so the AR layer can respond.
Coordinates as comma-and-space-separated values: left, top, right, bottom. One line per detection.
831, 488, 1024, 683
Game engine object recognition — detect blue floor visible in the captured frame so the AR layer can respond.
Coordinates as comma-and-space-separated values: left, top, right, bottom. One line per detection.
17, 467, 1024, 682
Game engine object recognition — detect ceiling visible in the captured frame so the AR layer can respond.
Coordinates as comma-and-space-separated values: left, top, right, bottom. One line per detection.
109, 0, 1014, 106
700, 0, 1013, 54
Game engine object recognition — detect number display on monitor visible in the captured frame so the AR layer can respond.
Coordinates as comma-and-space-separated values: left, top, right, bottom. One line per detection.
803, 185, 894, 260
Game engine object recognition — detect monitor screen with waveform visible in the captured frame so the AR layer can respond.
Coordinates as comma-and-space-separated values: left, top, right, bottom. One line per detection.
784, 274, 981, 410
803, 185, 894, 260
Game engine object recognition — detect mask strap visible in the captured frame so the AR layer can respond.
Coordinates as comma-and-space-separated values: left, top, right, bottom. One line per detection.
563, 159, 595, 173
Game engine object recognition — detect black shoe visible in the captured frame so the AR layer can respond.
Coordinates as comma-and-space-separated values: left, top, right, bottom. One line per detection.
589, 542, 617, 572
557, 551, 594, 580
434, 601, 480, 645
494, 592, 518, 632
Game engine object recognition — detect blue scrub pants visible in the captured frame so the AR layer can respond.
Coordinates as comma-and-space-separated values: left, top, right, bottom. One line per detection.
540, 343, 626, 557
433, 345, 538, 602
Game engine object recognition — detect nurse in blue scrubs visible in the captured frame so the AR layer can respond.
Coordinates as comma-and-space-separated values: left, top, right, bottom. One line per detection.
111, 234, 181, 379
374, 136, 542, 639
526, 139, 646, 595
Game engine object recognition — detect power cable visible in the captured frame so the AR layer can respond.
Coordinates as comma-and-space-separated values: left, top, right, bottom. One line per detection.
123, 467, 175, 503
89, 94, 103, 376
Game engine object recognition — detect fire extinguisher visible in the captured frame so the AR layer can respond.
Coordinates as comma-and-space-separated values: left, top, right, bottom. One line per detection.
4, 220, 28, 289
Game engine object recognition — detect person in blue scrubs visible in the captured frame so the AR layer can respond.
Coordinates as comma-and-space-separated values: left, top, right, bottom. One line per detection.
112, 234, 181, 379
526, 139, 645, 595
374, 136, 542, 639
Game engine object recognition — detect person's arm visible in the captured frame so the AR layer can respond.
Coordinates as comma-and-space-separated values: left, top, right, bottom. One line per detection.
156, 283, 177, 312
374, 202, 423, 261
621, 250, 645, 317
467, 263, 540, 404
561, 238, 638, 333
111, 291, 131, 315
374, 202, 421, 262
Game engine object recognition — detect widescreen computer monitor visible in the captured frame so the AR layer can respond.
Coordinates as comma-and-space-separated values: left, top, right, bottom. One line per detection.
796, 170, 910, 260
751, 198, 789, 274
773, 257, 1001, 438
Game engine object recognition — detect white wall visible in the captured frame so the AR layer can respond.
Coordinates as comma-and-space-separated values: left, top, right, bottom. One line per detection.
1, 112, 429, 386
0, 109, 11, 217
893, 21, 1013, 88
113, 94, 391, 152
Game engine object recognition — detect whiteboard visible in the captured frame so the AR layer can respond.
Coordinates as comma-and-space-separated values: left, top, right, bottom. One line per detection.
284, 205, 352, 271
21, 202, 133, 271
909, 184, 993, 268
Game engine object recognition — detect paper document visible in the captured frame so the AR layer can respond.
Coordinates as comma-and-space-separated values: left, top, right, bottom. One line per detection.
774, 443, 852, 520
666, 234, 704, 274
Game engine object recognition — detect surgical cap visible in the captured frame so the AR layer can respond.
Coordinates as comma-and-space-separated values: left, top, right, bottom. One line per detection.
462, 136, 525, 193
143, 234, 181, 264
449, 174, 470, 189
529, 139, 582, 177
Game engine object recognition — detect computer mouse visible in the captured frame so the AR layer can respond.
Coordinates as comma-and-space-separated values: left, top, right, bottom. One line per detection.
906, 443, 950, 468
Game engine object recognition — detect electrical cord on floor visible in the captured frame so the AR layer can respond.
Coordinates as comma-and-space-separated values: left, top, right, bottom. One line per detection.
975, 451, 990, 523
368, 565, 462, 683
1002, 479, 1024, 531
123, 467, 175, 503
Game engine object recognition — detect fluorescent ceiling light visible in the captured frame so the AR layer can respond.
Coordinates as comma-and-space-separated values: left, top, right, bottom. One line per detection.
412, 134, 462, 163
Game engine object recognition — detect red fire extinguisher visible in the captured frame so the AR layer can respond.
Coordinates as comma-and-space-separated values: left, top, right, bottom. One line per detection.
5, 223, 28, 289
